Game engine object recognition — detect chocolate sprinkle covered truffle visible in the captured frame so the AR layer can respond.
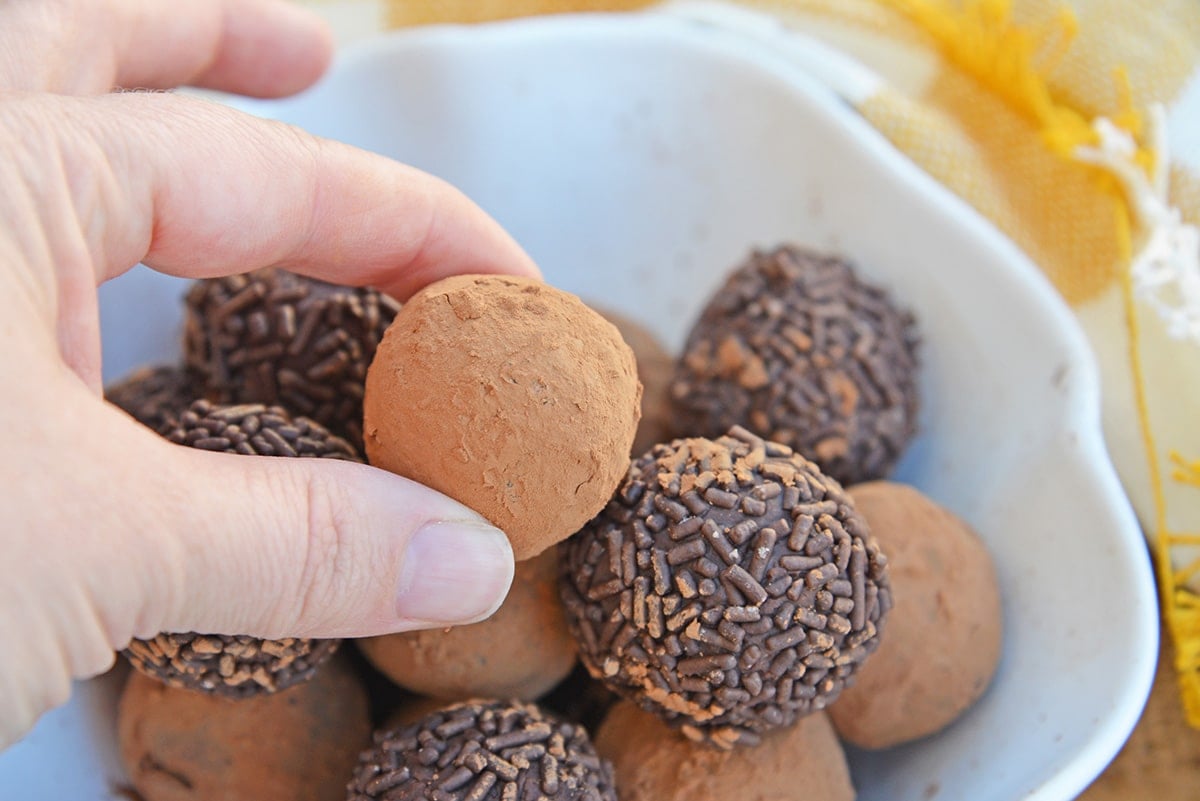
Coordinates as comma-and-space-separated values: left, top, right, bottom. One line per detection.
124, 634, 342, 700
162, 399, 361, 460
347, 699, 618, 801
184, 268, 401, 450
559, 426, 891, 749
105, 365, 203, 435
122, 400, 354, 697
669, 245, 919, 486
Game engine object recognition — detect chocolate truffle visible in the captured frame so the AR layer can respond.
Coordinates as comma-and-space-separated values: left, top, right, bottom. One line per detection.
669, 245, 919, 486
828, 481, 1002, 749
595, 701, 853, 801
357, 548, 577, 701
364, 275, 642, 561
559, 426, 891, 749
184, 268, 401, 450
122, 401, 354, 697
105, 365, 203, 434
117, 655, 370, 801
347, 699, 618, 801
597, 309, 674, 455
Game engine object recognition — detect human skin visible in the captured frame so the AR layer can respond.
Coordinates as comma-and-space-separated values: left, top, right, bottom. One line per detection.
0, 0, 540, 749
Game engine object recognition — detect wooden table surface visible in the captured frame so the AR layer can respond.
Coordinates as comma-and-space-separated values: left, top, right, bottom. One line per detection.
1079, 628, 1200, 799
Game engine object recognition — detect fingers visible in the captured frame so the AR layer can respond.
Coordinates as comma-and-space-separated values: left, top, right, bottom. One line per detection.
75, 401, 516, 644
153, 445, 517, 639
0, 0, 332, 96
7, 92, 540, 301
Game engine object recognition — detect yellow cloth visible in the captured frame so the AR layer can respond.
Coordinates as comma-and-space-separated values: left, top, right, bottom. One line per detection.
300, 0, 1200, 721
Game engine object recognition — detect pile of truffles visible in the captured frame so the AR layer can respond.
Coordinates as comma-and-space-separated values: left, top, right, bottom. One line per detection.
107, 246, 1002, 801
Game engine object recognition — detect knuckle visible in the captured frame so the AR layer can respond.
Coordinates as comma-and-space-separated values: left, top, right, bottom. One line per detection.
289, 467, 360, 635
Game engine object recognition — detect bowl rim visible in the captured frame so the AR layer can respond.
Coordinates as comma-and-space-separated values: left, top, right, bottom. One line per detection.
303, 10, 1159, 798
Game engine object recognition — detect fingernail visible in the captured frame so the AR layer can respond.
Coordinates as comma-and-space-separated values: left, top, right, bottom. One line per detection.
396, 521, 514, 625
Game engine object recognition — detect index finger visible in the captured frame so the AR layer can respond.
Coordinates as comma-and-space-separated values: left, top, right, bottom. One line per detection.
0, 0, 332, 97
11, 92, 540, 299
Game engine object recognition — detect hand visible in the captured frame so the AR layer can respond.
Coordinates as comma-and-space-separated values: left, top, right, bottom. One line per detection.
0, 0, 537, 748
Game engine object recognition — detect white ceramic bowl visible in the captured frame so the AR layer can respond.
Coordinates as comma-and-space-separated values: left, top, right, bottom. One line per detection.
0, 8, 1157, 801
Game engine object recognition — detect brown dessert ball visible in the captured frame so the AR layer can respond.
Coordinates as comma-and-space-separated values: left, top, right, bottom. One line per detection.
122, 401, 354, 697
356, 548, 577, 700
597, 309, 674, 455
364, 274, 642, 561
347, 699, 618, 801
184, 268, 401, 450
669, 245, 919, 486
595, 701, 853, 801
828, 481, 1002, 749
117, 655, 370, 801
105, 365, 203, 435
559, 426, 891, 749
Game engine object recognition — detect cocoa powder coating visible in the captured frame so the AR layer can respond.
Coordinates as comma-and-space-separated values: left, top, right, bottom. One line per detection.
828, 481, 1003, 749
596, 309, 674, 456
117, 656, 370, 801
364, 275, 642, 561
595, 701, 853, 801
357, 548, 577, 701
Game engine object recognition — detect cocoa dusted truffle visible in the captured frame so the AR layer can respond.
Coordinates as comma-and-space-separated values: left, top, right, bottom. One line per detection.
122, 401, 354, 697
596, 309, 674, 455
184, 268, 401, 450
595, 701, 853, 801
118, 655, 370, 801
828, 481, 1002, 749
559, 426, 891, 748
364, 275, 642, 561
356, 548, 577, 701
347, 699, 618, 801
105, 365, 203, 434
669, 245, 919, 486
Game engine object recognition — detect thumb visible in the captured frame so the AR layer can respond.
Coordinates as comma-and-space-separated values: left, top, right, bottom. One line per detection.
116, 408, 515, 642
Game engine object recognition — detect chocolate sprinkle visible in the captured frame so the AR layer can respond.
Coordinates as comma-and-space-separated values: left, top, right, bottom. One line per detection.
162, 399, 360, 461
123, 634, 340, 699
105, 365, 204, 435
184, 268, 401, 451
669, 245, 919, 485
121, 400, 356, 697
347, 699, 617, 801
559, 427, 891, 749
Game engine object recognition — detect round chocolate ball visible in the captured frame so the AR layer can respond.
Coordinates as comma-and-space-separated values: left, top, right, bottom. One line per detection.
828, 481, 1002, 749
596, 309, 674, 456
559, 427, 891, 748
118, 655, 370, 801
364, 274, 642, 561
105, 365, 204, 435
122, 401, 354, 697
347, 699, 618, 801
356, 548, 577, 701
184, 268, 401, 450
595, 701, 853, 801
669, 245, 919, 486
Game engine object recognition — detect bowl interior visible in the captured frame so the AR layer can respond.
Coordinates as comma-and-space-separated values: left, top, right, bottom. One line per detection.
0, 11, 1156, 801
